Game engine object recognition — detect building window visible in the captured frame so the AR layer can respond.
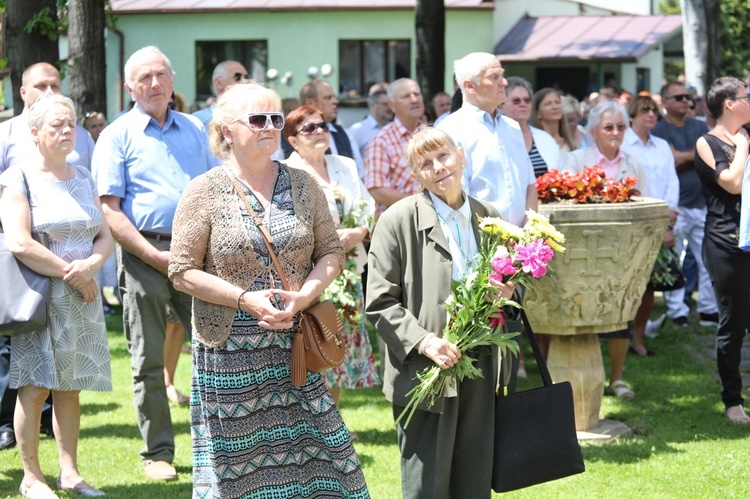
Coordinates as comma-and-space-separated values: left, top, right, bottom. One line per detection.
195, 40, 268, 100
339, 40, 410, 98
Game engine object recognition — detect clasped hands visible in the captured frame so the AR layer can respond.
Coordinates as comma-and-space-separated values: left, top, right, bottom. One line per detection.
238, 289, 309, 330
63, 258, 99, 303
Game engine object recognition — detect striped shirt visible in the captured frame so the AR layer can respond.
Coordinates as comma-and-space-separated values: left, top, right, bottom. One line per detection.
364, 117, 421, 217
529, 139, 549, 178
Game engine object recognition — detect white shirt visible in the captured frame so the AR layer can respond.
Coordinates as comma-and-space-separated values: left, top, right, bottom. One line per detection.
439, 102, 536, 226
347, 114, 383, 159
428, 191, 478, 281
328, 123, 365, 181
621, 128, 679, 208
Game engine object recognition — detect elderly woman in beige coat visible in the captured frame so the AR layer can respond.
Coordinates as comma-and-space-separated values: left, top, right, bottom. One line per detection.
168, 81, 369, 498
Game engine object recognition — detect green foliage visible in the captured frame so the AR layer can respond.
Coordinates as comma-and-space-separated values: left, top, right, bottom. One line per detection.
24, 6, 61, 41
720, 0, 750, 78
658, 0, 681, 14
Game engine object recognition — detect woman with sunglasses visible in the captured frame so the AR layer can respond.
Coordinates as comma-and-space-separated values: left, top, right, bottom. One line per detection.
168, 81, 369, 498
622, 95, 680, 357
501, 77, 561, 178
694, 77, 750, 423
283, 106, 380, 414
563, 99, 649, 399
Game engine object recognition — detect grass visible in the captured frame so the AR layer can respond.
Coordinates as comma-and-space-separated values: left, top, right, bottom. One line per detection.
1, 299, 749, 498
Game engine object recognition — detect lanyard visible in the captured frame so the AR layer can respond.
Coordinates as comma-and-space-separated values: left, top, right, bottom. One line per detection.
435, 208, 471, 270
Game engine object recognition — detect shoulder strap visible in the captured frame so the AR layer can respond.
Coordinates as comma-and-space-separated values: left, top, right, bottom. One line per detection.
223, 166, 291, 291
520, 309, 553, 387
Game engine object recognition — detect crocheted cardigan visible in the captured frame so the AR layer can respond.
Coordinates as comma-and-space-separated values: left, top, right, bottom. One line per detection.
168, 163, 345, 347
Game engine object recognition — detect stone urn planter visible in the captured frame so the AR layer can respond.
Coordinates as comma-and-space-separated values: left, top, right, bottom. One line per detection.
524, 196, 669, 431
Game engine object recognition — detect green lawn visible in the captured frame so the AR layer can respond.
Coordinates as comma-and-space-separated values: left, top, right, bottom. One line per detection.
1, 303, 749, 498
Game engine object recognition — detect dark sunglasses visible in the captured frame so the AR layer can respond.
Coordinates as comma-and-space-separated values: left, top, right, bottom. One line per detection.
244, 113, 284, 131
511, 97, 532, 105
233, 72, 249, 82
640, 106, 659, 114
601, 123, 627, 133
668, 94, 689, 102
294, 121, 329, 136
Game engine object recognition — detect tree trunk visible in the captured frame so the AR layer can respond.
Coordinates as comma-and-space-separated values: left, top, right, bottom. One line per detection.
680, 0, 721, 95
67, 0, 107, 119
415, 0, 445, 101
6, 0, 59, 114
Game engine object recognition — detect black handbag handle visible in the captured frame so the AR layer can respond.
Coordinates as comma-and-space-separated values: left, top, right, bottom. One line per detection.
520, 309, 554, 387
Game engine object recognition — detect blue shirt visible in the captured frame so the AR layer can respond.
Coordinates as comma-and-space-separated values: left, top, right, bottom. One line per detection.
438, 102, 535, 226
92, 105, 216, 233
0, 110, 95, 173
191, 103, 215, 128
739, 156, 750, 251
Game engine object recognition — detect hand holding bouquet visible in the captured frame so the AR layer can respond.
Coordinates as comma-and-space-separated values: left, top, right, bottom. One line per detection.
397, 210, 566, 428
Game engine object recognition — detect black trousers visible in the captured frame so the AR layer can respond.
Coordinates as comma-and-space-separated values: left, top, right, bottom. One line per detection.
702, 237, 750, 408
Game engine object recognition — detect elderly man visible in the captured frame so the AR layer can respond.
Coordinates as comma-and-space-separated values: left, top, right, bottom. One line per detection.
0, 62, 96, 452
93, 46, 215, 481
192, 60, 248, 126
365, 78, 424, 217
297, 79, 364, 177
347, 89, 393, 160
431, 91, 452, 120
652, 81, 718, 328
438, 52, 537, 227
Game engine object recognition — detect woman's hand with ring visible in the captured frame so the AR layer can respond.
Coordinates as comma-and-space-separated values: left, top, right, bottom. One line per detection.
488, 277, 515, 302
422, 335, 461, 369
240, 289, 294, 330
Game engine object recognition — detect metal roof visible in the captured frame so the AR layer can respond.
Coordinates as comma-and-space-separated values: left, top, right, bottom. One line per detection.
495, 14, 683, 63
109, 0, 493, 13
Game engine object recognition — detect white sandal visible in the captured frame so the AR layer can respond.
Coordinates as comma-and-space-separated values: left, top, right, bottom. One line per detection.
608, 380, 634, 399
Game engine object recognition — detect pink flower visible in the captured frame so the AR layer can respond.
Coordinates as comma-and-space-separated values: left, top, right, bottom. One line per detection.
514, 240, 554, 278
489, 313, 505, 330
491, 257, 517, 276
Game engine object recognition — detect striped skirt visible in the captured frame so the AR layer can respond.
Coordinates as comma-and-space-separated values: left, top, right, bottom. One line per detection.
191, 316, 370, 499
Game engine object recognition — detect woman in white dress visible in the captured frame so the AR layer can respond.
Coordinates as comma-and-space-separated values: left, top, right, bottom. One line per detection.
284, 105, 380, 411
0, 94, 113, 498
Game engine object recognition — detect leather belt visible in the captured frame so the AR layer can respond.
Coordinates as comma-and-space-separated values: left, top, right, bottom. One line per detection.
139, 230, 171, 242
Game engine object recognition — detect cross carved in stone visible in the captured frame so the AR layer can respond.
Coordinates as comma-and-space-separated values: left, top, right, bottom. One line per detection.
562, 229, 619, 277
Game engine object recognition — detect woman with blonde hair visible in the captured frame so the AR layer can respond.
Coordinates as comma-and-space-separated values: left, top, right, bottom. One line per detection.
169, 81, 369, 497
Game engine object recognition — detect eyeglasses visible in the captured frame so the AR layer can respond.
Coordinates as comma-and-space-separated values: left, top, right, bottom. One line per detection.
640, 106, 659, 114
233, 72, 249, 82
667, 94, 689, 102
728, 95, 750, 103
510, 97, 532, 105
243, 113, 284, 131
601, 123, 627, 133
294, 121, 329, 136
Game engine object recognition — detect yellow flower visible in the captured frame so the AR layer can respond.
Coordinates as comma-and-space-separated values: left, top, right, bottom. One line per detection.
526, 210, 566, 244
546, 237, 566, 253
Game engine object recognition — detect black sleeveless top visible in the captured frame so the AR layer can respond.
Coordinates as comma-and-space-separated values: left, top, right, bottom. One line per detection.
694, 134, 742, 252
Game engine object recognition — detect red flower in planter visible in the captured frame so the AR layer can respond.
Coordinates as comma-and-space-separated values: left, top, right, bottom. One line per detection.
535, 166, 640, 204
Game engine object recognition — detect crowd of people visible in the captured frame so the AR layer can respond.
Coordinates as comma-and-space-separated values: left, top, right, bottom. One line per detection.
0, 44, 749, 499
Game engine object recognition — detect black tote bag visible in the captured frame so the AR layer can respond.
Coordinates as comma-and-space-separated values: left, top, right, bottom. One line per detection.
492, 309, 585, 493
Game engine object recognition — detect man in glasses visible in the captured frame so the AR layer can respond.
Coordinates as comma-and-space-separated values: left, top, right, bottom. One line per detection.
347, 89, 393, 160
0, 62, 97, 452
93, 46, 216, 482
652, 81, 718, 329
298, 80, 365, 178
192, 60, 248, 126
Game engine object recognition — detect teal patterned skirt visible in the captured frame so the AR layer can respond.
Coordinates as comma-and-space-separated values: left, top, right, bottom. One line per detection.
191, 311, 370, 499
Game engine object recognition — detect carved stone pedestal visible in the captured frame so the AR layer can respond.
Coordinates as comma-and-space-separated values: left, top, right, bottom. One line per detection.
546, 334, 604, 431
524, 197, 669, 431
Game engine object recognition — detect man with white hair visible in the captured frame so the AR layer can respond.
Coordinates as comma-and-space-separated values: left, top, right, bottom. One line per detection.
365, 78, 425, 217
438, 52, 537, 227
93, 46, 215, 481
192, 60, 248, 126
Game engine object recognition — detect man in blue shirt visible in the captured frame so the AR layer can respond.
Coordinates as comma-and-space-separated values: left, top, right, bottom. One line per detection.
93, 46, 215, 482
0, 62, 96, 452
192, 60, 248, 127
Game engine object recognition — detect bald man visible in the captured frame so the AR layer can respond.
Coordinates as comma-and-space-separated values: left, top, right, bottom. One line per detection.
0, 62, 96, 452
192, 60, 248, 126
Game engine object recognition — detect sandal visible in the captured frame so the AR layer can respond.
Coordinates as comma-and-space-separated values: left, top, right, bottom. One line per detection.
606, 380, 634, 399
725, 405, 750, 424
166, 385, 189, 405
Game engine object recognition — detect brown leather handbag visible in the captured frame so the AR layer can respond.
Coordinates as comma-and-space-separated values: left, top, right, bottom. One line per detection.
225, 168, 345, 386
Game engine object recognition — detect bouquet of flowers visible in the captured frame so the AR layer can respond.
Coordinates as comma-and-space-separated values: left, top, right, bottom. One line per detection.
535, 165, 640, 204
397, 210, 566, 428
322, 194, 373, 333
